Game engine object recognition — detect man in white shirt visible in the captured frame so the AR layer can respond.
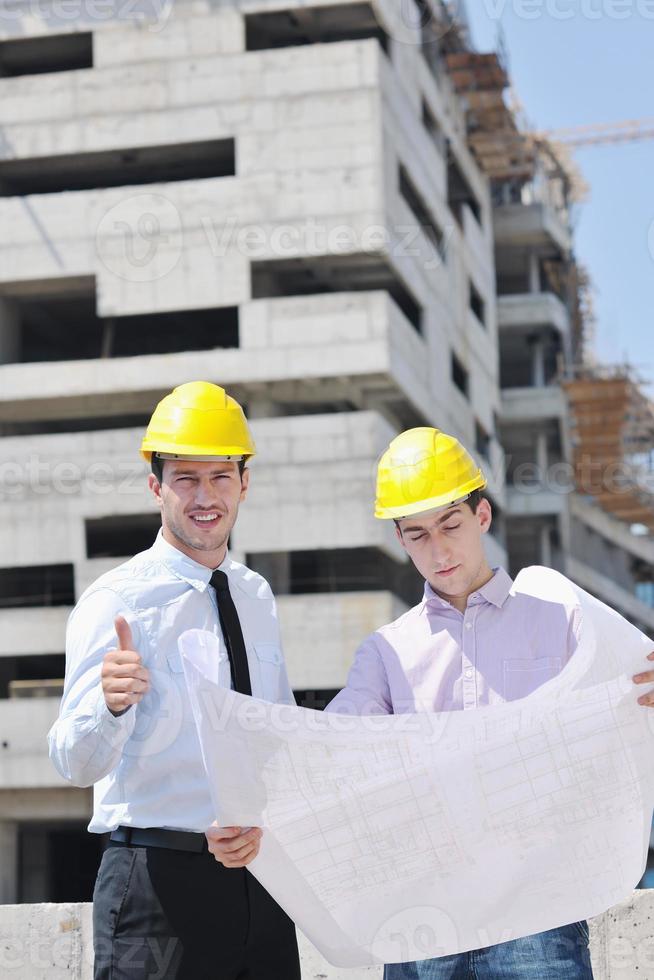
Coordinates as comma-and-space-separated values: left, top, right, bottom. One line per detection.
48, 381, 300, 980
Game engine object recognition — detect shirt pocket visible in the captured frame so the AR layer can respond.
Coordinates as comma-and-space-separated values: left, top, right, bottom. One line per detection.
253, 642, 284, 702
502, 656, 563, 701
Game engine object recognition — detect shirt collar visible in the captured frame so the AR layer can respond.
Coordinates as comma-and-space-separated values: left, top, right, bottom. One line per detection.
150, 529, 230, 592
421, 566, 513, 612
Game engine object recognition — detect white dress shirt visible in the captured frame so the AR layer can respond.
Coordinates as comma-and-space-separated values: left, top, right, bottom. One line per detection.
48, 531, 294, 833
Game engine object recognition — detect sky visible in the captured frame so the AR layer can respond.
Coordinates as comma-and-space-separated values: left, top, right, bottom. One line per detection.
463, 1, 654, 393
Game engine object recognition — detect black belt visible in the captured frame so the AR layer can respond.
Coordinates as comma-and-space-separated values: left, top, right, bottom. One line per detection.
110, 825, 207, 853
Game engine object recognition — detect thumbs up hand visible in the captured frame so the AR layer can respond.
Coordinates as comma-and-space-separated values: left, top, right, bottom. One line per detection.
101, 615, 150, 717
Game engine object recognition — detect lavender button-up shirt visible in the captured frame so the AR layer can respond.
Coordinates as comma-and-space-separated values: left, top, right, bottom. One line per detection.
327, 567, 581, 715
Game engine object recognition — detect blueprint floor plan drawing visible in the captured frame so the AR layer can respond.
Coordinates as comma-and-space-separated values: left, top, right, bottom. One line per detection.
180, 568, 654, 966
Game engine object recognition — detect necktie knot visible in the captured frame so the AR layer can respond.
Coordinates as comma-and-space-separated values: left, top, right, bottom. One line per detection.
210, 570, 229, 592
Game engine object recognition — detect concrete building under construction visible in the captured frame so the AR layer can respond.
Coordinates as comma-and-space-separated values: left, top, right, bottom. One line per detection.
0, 0, 652, 903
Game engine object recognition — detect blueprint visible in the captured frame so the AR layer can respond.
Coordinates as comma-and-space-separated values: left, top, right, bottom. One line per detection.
179, 567, 654, 967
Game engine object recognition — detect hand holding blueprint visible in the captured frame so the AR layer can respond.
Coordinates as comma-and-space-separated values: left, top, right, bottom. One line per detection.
179, 567, 654, 966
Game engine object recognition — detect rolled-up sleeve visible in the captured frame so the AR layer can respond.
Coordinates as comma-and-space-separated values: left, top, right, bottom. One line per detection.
325, 634, 392, 715
47, 589, 141, 787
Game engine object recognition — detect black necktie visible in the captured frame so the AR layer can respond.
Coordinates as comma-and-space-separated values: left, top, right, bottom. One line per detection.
210, 570, 252, 696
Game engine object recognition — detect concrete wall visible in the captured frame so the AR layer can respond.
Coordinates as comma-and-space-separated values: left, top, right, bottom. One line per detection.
278, 591, 408, 688
569, 517, 636, 595
501, 386, 565, 424
0, 0, 502, 461
493, 202, 571, 254
566, 558, 654, 635
0, 35, 383, 304
376, 41, 500, 450
0, 292, 430, 424
1, 894, 653, 979
570, 496, 654, 566
498, 292, 570, 336
0, 411, 408, 569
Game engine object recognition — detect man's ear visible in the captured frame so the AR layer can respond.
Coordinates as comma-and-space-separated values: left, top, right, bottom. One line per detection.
239, 467, 250, 502
477, 498, 492, 535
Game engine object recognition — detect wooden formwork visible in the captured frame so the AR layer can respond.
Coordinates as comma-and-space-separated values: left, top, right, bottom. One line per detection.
443, 50, 535, 181
563, 371, 654, 531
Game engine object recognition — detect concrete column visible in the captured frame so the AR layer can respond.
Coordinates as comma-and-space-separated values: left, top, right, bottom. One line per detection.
530, 336, 546, 387
540, 524, 553, 568
0, 297, 20, 364
557, 507, 572, 559
528, 252, 541, 293
561, 322, 574, 369
0, 822, 19, 903
499, 182, 513, 205
536, 431, 549, 485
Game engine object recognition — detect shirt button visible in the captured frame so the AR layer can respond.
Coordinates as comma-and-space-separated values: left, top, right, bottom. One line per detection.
465, 623, 473, 630
465, 668, 473, 678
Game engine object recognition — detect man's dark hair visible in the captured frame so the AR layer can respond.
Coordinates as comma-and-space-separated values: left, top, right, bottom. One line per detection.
151, 456, 247, 483
466, 489, 485, 514
151, 454, 164, 484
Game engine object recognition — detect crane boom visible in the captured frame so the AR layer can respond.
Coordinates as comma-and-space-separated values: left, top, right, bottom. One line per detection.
539, 118, 654, 148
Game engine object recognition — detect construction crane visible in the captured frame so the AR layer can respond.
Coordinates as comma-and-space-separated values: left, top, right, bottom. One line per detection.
540, 118, 654, 148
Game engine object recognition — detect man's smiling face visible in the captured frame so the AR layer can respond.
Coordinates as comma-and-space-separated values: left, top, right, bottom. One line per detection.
149, 459, 249, 566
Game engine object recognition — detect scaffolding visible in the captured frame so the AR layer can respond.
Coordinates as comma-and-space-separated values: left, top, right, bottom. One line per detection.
562, 366, 654, 531
442, 44, 585, 201
440, 7, 653, 534
443, 50, 535, 182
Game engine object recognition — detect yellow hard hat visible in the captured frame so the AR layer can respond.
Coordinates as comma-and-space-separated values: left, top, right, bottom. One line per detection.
375, 427, 487, 520
140, 381, 256, 463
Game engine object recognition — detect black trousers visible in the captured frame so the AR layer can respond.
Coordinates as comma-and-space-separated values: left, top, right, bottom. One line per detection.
93, 841, 301, 980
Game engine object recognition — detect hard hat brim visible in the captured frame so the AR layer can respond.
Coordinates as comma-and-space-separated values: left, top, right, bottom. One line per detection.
141, 441, 255, 462
375, 474, 487, 520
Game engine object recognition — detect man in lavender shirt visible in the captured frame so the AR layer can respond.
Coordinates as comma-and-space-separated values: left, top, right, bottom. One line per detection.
327, 426, 654, 980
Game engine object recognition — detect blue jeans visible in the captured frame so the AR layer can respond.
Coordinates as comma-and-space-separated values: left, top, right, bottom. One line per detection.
384, 921, 594, 979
